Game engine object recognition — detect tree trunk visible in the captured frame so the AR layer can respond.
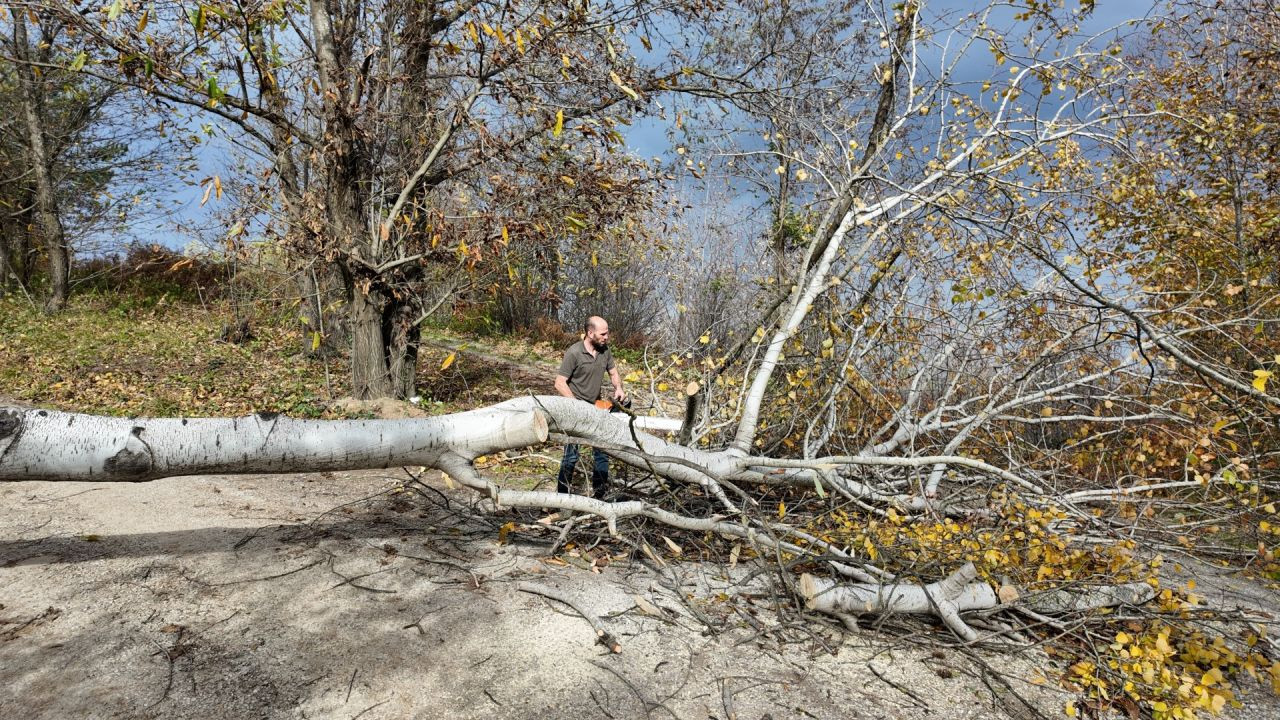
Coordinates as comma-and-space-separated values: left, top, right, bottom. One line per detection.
11, 8, 69, 313
350, 288, 394, 398
386, 302, 420, 399
0, 405, 547, 482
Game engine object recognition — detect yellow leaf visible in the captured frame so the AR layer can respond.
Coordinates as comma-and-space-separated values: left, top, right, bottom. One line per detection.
609, 71, 641, 100
498, 521, 515, 544
777, 501, 786, 519
699, 333, 710, 344
560, 175, 575, 186
1252, 369, 1272, 392
441, 352, 456, 371
1065, 701, 1077, 717
552, 109, 564, 137
590, 250, 598, 266
311, 331, 321, 352
623, 371, 640, 382
213, 175, 222, 199
136, 9, 148, 31
657, 382, 669, 391
467, 22, 479, 43
501, 225, 510, 244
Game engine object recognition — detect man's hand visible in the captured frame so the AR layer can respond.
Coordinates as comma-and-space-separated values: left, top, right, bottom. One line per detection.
608, 368, 625, 402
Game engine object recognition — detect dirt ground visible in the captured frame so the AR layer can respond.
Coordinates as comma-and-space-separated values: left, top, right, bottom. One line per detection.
1, 469, 1276, 720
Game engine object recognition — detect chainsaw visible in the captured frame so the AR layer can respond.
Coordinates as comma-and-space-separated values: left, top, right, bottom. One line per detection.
594, 397, 632, 413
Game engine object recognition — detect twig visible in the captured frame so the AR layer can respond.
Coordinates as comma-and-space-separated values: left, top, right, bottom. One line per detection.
349, 698, 389, 720
209, 559, 324, 586
719, 677, 738, 720
547, 513, 579, 556
591, 659, 680, 719
28, 487, 103, 504
517, 581, 622, 653
346, 669, 358, 703
867, 662, 931, 711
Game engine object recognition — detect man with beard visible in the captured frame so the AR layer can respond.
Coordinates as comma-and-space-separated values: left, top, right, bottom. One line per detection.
554, 316, 627, 498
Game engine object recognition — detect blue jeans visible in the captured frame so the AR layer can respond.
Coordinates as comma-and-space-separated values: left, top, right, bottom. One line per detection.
557, 444, 610, 497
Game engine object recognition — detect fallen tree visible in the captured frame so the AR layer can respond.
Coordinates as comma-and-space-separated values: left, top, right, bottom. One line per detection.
0, 396, 1204, 645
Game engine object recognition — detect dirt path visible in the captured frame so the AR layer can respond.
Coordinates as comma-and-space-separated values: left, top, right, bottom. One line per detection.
1, 468, 1077, 720
3, 468, 1278, 720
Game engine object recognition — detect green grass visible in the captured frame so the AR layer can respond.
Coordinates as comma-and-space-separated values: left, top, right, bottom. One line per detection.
0, 295, 574, 419
0, 296, 342, 417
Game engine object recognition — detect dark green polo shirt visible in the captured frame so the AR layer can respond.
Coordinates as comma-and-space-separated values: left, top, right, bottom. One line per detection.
557, 340, 615, 402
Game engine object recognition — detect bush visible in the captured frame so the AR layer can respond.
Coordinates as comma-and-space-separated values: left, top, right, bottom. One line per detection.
73, 244, 228, 304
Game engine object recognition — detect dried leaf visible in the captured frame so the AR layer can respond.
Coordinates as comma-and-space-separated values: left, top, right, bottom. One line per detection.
440, 352, 456, 371
633, 595, 662, 616
609, 71, 641, 101
661, 535, 682, 556
640, 540, 666, 567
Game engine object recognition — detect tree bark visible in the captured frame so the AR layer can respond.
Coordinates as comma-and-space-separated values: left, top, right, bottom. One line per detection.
0, 405, 547, 482
11, 8, 70, 313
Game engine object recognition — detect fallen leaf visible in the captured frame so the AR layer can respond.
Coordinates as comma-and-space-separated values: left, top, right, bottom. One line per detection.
662, 535, 683, 556
634, 596, 662, 616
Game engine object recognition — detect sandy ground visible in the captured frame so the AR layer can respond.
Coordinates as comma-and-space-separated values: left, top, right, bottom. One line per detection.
1, 470, 1275, 720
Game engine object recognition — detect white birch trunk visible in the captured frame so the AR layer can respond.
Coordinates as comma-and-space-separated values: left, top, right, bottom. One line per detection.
799, 563, 997, 641
0, 405, 546, 482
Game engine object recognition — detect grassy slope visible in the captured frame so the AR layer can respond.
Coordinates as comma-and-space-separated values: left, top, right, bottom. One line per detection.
0, 296, 567, 418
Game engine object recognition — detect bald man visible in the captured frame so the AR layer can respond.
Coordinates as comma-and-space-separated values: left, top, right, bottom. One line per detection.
554, 316, 626, 497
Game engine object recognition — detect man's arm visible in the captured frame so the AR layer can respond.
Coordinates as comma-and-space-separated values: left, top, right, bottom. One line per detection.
554, 374, 575, 398
608, 367, 625, 401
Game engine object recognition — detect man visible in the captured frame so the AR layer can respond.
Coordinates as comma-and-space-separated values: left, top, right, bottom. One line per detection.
554, 316, 626, 498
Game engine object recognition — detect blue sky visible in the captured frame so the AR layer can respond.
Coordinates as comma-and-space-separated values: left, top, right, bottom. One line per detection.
125, 0, 1160, 255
